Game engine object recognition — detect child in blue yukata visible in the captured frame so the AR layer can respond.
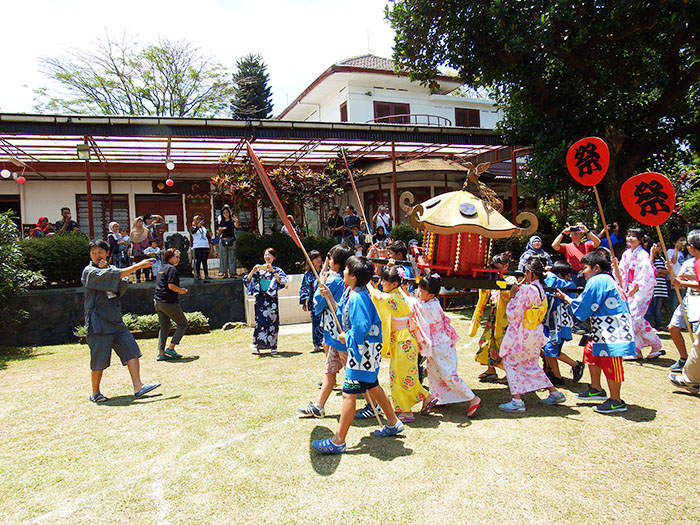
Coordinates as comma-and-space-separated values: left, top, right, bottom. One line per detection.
312, 256, 404, 454
299, 250, 324, 353
543, 260, 585, 385
555, 252, 637, 414
82, 239, 161, 403
297, 244, 352, 418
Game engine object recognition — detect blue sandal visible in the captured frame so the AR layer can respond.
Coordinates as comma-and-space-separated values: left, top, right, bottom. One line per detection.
312, 437, 346, 454
373, 421, 405, 437
89, 393, 109, 403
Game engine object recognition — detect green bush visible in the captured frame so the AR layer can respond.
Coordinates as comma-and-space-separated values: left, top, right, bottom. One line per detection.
21, 232, 89, 286
73, 311, 209, 338
236, 232, 338, 274
390, 223, 423, 246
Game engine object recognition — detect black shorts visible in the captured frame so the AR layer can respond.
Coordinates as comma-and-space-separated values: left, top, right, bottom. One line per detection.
342, 379, 379, 395
87, 330, 142, 371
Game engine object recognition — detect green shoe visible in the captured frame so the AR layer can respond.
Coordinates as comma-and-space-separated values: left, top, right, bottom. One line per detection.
164, 348, 183, 359
157, 354, 170, 361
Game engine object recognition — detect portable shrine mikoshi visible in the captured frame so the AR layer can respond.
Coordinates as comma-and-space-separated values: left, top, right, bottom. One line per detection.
400, 162, 537, 289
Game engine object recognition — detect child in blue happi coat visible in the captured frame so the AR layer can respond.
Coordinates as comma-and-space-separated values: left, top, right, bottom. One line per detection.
299, 250, 324, 353
312, 256, 403, 454
543, 260, 585, 384
556, 252, 637, 414
297, 244, 352, 418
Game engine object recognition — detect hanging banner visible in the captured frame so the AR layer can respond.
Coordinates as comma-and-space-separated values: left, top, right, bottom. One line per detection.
566, 136, 610, 187
620, 172, 675, 226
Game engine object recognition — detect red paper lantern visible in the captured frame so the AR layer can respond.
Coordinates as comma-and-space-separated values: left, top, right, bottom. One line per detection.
620, 172, 675, 227
165, 178, 174, 187
566, 136, 609, 187
17, 175, 26, 184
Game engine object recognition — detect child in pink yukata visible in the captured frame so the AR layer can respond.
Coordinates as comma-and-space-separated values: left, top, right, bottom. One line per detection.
413, 274, 481, 417
614, 228, 664, 360
498, 257, 566, 413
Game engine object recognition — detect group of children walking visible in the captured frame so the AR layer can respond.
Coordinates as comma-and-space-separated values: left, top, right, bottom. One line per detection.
294, 231, 657, 455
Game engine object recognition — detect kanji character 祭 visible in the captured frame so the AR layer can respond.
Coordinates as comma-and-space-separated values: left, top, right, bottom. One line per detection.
634, 180, 670, 217
574, 142, 603, 177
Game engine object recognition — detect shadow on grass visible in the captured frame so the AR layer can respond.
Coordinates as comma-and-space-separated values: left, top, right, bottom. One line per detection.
100, 393, 182, 406
0, 346, 49, 370
310, 426, 341, 475
160, 356, 200, 363
346, 435, 412, 460
256, 351, 303, 359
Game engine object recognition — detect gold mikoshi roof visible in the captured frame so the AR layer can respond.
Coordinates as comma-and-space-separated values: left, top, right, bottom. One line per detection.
400, 189, 538, 239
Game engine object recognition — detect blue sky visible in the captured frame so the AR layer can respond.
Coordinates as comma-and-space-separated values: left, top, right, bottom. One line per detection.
0, 0, 396, 116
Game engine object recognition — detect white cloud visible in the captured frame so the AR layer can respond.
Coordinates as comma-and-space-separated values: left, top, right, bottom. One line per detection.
0, 0, 396, 115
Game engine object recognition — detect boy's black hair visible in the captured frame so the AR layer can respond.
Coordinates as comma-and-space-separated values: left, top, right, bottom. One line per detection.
551, 260, 573, 279
305, 250, 321, 272
523, 257, 545, 281
89, 239, 109, 251
345, 256, 375, 287
329, 244, 352, 272
687, 229, 700, 250
581, 252, 611, 273
670, 230, 684, 244
380, 266, 403, 284
489, 251, 511, 268
418, 274, 442, 295
389, 240, 407, 258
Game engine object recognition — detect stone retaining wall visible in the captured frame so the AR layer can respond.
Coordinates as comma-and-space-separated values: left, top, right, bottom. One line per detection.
0, 278, 245, 347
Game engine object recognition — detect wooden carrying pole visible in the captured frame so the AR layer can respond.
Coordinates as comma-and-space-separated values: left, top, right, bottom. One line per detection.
248, 142, 383, 424
655, 226, 695, 343
593, 185, 623, 285
341, 149, 373, 236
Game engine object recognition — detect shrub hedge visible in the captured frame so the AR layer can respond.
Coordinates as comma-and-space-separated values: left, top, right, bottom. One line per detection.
390, 223, 423, 247
73, 311, 209, 338
20, 232, 89, 286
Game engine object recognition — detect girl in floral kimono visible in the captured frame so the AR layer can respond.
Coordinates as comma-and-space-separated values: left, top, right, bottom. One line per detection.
413, 274, 481, 417
368, 267, 435, 422
616, 228, 664, 360
498, 257, 566, 413
244, 247, 288, 355
471, 252, 517, 382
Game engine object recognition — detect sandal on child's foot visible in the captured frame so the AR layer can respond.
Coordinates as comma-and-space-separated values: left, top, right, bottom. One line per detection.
373, 421, 405, 437
398, 412, 416, 422
312, 437, 345, 454
467, 398, 481, 417
419, 396, 439, 415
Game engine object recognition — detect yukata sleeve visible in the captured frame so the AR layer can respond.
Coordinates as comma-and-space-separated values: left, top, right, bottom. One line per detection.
276, 267, 288, 289
81, 265, 121, 293
244, 273, 261, 296
633, 253, 654, 288
506, 284, 534, 323
299, 272, 312, 305
345, 295, 371, 362
570, 281, 601, 322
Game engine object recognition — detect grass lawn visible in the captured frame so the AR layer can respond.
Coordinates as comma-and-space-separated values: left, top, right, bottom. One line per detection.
1, 313, 699, 524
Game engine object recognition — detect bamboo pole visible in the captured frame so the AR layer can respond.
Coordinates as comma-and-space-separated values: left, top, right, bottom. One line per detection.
593, 185, 623, 285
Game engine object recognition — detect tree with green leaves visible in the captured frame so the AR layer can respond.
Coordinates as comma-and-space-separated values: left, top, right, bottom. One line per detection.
387, 1, 700, 223
35, 33, 233, 117
230, 54, 273, 119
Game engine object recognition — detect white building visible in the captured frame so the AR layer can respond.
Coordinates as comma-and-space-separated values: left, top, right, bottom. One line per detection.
278, 54, 518, 225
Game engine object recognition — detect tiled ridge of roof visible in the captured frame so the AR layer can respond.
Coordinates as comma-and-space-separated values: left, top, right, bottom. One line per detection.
334, 54, 395, 71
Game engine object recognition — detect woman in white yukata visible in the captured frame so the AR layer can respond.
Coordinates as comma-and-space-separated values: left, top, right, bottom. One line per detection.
498, 258, 566, 413
616, 228, 664, 360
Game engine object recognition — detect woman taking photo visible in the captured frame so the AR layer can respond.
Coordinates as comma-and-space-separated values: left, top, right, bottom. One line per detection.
217, 205, 240, 278
153, 248, 189, 360
244, 247, 288, 356
190, 215, 211, 281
